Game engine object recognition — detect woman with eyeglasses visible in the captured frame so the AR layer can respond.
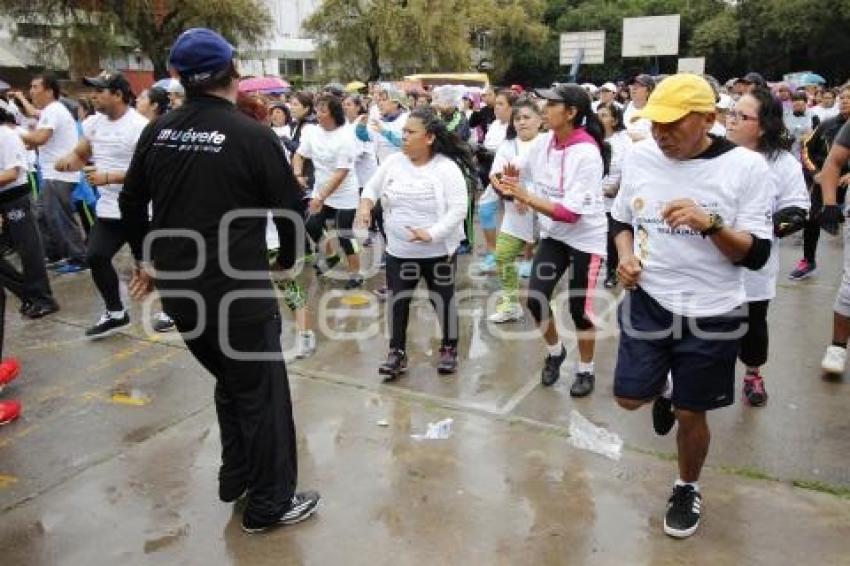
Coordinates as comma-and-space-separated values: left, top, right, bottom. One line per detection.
726, 87, 810, 406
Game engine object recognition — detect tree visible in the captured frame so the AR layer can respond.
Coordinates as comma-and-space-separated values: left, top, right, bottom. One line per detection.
304, 0, 549, 83
1, 0, 270, 79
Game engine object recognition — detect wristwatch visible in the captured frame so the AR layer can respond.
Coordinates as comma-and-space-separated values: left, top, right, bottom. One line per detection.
701, 213, 724, 237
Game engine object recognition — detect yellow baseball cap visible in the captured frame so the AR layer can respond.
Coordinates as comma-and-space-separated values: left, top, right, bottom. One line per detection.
633, 74, 716, 124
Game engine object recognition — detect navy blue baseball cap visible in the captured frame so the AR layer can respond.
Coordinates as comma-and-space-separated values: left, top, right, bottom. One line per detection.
168, 28, 235, 85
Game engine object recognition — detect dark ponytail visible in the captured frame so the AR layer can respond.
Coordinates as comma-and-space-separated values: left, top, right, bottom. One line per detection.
409, 106, 476, 175
748, 87, 792, 162
554, 83, 612, 176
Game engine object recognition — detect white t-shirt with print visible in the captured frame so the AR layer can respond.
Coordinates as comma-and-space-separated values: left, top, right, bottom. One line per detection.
83, 108, 149, 219
362, 152, 468, 259
490, 136, 537, 243
297, 125, 360, 209
36, 100, 79, 183
519, 131, 607, 256
612, 139, 774, 317
0, 125, 29, 188
744, 150, 810, 301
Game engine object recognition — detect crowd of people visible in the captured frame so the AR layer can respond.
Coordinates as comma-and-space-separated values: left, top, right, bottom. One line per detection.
0, 26, 848, 539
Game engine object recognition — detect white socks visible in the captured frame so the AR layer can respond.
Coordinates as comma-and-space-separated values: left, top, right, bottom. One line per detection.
661, 372, 673, 400
546, 341, 564, 357
108, 310, 125, 319
675, 478, 700, 493
578, 361, 594, 374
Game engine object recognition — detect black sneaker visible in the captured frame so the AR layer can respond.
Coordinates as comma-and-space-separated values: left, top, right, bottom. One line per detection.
652, 396, 676, 436
152, 312, 177, 333
242, 490, 321, 534
664, 484, 702, 539
437, 345, 458, 375
379, 348, 408, 381
85, 311, 130, 339
541, 346, 566, 386
344, 275, 364, 290
569, 372, 595, 397
24, 299, 60, 319
314, 254, 341, 276
19, 300, 32, 316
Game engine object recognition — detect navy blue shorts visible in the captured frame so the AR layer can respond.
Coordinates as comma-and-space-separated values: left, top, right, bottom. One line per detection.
614, 287, 745, 412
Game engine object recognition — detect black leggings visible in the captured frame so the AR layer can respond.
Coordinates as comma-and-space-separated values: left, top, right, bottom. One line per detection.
86, 218, 126, 312
305, 204, 357, 256
739, 300, 769, 367
527, 238, 602, 331
803, 183, 847, 263
385, 254, 458, 351
606, 213, 619, 277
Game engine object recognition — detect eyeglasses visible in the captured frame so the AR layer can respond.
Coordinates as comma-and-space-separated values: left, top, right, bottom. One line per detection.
728, 110, 758, 122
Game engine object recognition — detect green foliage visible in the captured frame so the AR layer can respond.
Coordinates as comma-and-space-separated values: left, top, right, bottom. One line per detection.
1, 0, 270, 78
305, 0, 550, 83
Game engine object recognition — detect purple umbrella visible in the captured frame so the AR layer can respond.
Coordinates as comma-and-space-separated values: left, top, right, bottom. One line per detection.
238, 76, 291, 94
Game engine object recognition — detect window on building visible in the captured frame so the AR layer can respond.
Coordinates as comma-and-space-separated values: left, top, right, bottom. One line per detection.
278, 58, 317, 80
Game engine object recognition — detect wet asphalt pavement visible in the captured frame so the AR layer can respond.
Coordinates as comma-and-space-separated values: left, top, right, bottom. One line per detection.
0, 233, 848, 565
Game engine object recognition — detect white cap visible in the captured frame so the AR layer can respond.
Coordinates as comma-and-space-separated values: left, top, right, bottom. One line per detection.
581, 83, 598, 94
599, 82, 617, 92
716, 93, 733, 110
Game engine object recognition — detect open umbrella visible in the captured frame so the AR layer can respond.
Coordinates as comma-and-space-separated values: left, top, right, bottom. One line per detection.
798, 72, 826, 86
153, 78, 184, 94
238, 76, 291, 94
345, 81, 366, 93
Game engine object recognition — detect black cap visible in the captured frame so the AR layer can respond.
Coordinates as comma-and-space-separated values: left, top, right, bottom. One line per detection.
534, 83, 571, 101
83, 71, 133, 96
737, 72, 767, 87
629, 74, 656, 89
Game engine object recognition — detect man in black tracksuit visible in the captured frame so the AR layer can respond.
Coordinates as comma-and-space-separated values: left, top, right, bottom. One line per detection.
119, 28, 320, 533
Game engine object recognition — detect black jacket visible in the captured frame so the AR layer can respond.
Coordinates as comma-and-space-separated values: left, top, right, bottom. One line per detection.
120, 95, 304, 326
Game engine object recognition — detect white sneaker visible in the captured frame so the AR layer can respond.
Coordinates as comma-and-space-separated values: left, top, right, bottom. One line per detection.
295, 331, 317, 359
488, 302, 524, 324
821, 345, 847, 374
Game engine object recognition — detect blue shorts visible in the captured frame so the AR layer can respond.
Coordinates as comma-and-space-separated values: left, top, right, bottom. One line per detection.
478, 199, 500, 231
614, 287, 745, 412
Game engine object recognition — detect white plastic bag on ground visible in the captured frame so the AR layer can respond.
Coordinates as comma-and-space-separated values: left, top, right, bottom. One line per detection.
568, 410, 623, 461
411, 418, 454, 440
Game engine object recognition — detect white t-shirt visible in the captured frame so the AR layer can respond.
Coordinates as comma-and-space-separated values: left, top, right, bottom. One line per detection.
812, 104, 840, 124
603, 130, 634, 212
362, 152, 468, 259
366, 112, 407, 163
297, 125, 359, 209
483, 119, 509, 153
490, 136, 537, 242
519, 131, 607, 256
623, 102, 652, 141
612, 139, 774, 317
710, 121, 727, 137
479, 119, 511, 205
36, 101, 79, 183
346, 122, 378, 187
0, 125, 29, 188
744, 150, 810, 301
83, 108, 149, 219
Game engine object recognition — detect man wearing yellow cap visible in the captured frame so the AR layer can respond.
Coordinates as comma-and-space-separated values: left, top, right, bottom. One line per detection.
609, 74, 774, 538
